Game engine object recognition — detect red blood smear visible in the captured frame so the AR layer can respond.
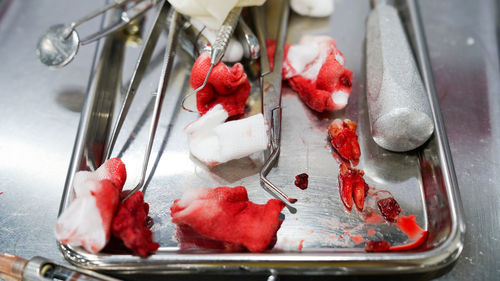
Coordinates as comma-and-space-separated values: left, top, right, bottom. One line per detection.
190, 52, 250, 117
298, 239, 305, 251
0, 192, 3, 195
111, 191, 159, 257
365, 240, 391, 252
351, 235, 364, 244
363, 211, 385, 224
396, 214, 425, 239
171, 186, 286, 253
328, 119, 361, 164
338, 163, 367, 211
294, 173, 309, 190
367, 228, 376, 236
377, 197, 402, 223
389, 231, 428, 251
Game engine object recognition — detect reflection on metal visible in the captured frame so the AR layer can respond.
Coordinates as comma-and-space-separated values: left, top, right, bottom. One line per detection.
59, 7, 127, 214
36, 0, 156, 68
56, 0, 464, 276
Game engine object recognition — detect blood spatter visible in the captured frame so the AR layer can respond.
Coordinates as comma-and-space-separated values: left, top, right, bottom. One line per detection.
294, 173, 309, 190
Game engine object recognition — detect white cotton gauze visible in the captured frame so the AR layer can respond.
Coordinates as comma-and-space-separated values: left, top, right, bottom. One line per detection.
284, 35, 345, 81
214, 113, 267, 162
72, 162, 112, 197
332, 90, 349, 108
185, 104, 229, 135
169, 0, 265, 30
290, 0, 334, 18
54, 193, 106, 253
185, 105, 268, 165
176, 188, 210, 208
284, 43, 321, 80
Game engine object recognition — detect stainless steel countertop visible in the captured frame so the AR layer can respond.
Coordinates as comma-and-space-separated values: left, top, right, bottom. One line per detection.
0, 0, 498, 280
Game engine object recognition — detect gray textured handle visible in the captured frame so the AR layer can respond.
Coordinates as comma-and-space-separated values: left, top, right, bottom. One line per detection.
211, 7, 242, 64
366, 4, 434, 152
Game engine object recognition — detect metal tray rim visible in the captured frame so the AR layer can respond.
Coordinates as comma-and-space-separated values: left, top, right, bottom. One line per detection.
56, 0, 466, 275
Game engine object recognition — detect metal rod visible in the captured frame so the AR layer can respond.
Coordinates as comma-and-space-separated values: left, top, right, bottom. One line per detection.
256, 0, 295, 204
64, 0, 134, 38
122, 9, 182, 201
104, 0, 170, 160
80, 0, 154, 45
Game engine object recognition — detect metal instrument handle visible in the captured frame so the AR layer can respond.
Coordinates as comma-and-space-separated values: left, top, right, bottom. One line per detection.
122, 9, 183, 202
80, 0, 155, 45
210, 7, 242, 65
104, 0, 170, 160
65, 0, 134, 38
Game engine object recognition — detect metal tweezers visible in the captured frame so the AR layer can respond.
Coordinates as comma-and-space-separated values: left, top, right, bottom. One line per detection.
103, 1, 183, 201
252, 0, 296, 204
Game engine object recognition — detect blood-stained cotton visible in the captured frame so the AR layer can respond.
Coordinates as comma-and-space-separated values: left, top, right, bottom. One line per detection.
112, 191, 159, 257
190, 52, 250, 117
267, 35, 353, 112
55, 158, 126, 253
171, 186, 285, 252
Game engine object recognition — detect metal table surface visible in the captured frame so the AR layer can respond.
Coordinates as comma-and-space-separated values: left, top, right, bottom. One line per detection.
0, 0, 498, 280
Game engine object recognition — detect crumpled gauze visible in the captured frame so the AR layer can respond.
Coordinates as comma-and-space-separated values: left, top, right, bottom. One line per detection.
283, 35, 353, 112
185, 104, 267, 165
190, 52, 250, 117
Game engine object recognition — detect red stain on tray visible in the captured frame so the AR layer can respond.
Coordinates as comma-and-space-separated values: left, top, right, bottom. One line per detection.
351, 235, 364, 244
345, 231, 364, 244
367, 228, 376, 236
389, 231, 428, 251
396, 215, 425, 239
365, 240, 391, 252
363, 209, 385, 224
362, 215, 428, 252
294, 173, 309, 190
298, 239, 305, 251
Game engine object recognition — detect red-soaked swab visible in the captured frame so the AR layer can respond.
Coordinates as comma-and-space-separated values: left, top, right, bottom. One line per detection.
190, 52, 250, 117
184, 104, 267, 165
170, 186, 285, 253
282, 35, 353, 112
55, 179, 119, 253
55, 158, 127, 253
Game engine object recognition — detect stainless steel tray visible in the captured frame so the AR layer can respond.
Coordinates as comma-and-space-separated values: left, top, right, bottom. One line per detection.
57, 0, 465, 276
